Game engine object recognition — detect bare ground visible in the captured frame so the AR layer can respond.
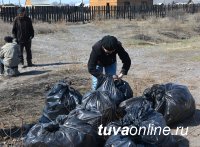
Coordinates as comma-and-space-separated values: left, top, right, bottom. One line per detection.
0, 17, 200, 146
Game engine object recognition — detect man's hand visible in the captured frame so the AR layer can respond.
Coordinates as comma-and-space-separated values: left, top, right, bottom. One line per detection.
113, 73, 124, 80
118, 73, 124, 79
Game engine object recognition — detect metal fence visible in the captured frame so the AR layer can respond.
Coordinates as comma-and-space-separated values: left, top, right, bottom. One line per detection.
0, 4, 199, 23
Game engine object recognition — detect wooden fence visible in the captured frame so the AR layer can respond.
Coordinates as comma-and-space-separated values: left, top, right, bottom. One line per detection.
0, 4, 200, 23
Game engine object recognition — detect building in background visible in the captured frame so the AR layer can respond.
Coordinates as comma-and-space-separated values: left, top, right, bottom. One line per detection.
25, 0, 50, 6
90, 0, 153, 7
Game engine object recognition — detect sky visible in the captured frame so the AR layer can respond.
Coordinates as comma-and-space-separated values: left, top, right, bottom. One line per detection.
0, 0, 89, 5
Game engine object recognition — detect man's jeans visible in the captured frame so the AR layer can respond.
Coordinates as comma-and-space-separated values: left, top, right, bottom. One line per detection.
92, 62, 116, 90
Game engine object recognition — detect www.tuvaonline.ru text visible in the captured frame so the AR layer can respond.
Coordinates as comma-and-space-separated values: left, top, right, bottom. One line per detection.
98, 124, 188, 136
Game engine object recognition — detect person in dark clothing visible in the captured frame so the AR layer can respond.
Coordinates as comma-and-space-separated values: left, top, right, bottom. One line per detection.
12, 7, 34, 67
88, 35, 131, 90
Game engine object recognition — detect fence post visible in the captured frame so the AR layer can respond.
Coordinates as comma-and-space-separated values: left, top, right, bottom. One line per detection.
103, 6, 105, 19
6, 7, 8, 22
2, 4, 200, 23
81, 4, 84, 24
128, 5, 131, 21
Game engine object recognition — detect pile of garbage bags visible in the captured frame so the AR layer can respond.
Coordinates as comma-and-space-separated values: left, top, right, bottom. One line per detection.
24, 76, 195, 147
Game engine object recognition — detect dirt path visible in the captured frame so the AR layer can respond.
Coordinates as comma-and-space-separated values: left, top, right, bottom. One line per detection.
0, 21, 200, 146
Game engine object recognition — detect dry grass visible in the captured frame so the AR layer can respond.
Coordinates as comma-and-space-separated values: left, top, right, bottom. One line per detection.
1, 13, 200, 46
190, 55, 200, 61
34, 22, 68, 34
0, 20, 68, 46
86, 13, 200, 47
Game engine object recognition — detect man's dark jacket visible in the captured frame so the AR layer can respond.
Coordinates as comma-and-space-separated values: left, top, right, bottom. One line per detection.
88, 40, 131, 77
12, 16, 34, 43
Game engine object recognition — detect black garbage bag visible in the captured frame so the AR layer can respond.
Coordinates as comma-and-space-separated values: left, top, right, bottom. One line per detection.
118, 97, 146, 117
82, 90, 115, 113
103, 99, 177, 146
104, 98, 177, 146
96, 75, 129, 105
67, 108, 103, 130
143, 83, 196, 125
54, 114, 69, 124
70, 91, 116, 130
105, 134, 177, 147
104, 134, 156, 147
119, 97, 144, 109
122, 99, 177, 146
42, 80, 82, 122
106, 98, 177, 147
105, 134, 137, 147
24, 117, 98, 147
123, 99, 166, 144
114, 79, 133, 100
56, 111, 106, 147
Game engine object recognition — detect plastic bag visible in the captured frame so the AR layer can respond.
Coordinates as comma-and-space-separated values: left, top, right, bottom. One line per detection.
24, 117, 98, 147
70, 90, 116, 130
143, 83, 196, 125
96, 75, 131, 105
122, 99, 167, 144
105, 134, 137, 147
42, 80, 82, 122
114, 79, 133, 100
67, 108, 103, 130
105, 134, 177, 147
82, 90, 115, 113
112, 99, 176, 146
